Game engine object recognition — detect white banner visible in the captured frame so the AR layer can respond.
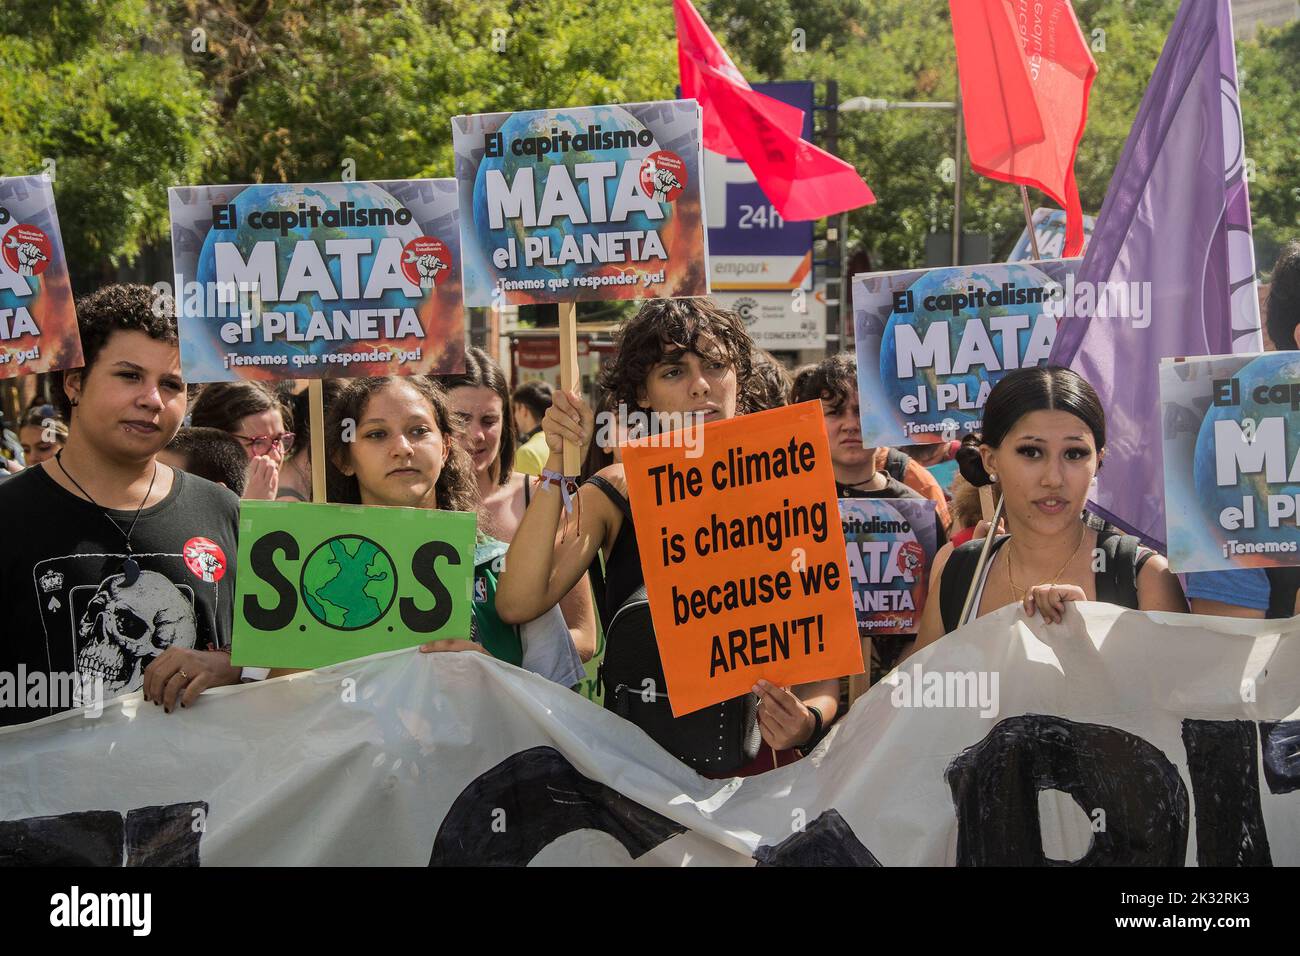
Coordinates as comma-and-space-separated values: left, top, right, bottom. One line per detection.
2, 603, 1297, 866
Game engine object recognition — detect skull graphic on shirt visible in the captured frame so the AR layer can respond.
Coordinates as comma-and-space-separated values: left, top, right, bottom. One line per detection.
75, 570, 198, 698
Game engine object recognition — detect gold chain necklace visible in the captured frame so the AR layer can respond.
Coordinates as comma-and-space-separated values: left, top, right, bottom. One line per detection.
1005, 525, 1087, 599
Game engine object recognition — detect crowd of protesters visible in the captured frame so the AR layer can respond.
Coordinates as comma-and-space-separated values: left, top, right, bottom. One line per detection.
0, 239, 1297, 778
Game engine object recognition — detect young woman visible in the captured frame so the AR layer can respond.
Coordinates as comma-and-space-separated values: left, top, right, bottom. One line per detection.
909, 366, 1187, 657
325, 375, 583, 685
190, 381, 293, 501
496, 298, 842, 775
18, 404, 68, 466
440, 348, 597, 663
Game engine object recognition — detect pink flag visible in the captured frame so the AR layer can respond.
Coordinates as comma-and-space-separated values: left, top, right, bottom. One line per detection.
673, 0, 876, 221
949, 0, 1097, 257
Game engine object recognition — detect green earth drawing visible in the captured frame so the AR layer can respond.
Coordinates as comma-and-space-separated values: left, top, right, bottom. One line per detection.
300, 535, 397, 630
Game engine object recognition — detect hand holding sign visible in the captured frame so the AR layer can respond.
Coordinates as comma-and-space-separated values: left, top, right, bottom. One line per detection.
753, 679, 816, 750
542, 389, 594, 461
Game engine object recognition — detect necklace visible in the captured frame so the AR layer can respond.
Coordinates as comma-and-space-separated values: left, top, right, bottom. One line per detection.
1006, 525, 1087, 599
55, 450, 158, 587
842, 470, 884, 489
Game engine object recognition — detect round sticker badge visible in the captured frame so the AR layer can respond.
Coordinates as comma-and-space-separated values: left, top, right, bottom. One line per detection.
400, 237, 452, 289
2, 223, 53, 278
639, 150, 687, 203
897, 541, 925, 577
184, 537, 228, 584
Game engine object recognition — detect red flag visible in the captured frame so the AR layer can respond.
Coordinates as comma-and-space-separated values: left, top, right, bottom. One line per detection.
949, 0, 1097, 257
673, 0, 875, 221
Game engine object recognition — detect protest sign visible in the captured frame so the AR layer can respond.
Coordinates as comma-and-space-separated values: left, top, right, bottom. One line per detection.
168, 179, 465, 383
451, 100, 709, 308
0, 175, 80, 379
852, 259, 1081, 447
840, 498, 940, 634
1160, 352, 1300, 573
1006, 207, 1096, 262
621, 402, 863, 716
231, 501, 475, 669
4, 603, 1296, 866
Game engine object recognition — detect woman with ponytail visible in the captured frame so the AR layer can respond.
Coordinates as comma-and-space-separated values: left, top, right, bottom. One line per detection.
907, 366, 1186, 656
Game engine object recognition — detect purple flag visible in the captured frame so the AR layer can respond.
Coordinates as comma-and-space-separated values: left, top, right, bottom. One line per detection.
1047, 0, 1262, 550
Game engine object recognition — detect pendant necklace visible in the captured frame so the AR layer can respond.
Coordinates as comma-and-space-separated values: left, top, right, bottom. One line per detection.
55, 451, 158, 587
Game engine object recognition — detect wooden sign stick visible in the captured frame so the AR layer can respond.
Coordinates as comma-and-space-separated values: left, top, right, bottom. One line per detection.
309, 379, 327, 504
558, 301, 582, 475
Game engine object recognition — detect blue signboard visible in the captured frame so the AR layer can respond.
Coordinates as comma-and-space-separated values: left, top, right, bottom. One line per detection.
703, 81, 816, 290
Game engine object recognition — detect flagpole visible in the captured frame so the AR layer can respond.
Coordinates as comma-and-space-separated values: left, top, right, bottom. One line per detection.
1019, 186, 1042, 260
952, 78, 964, 266
958, 492, 1005, 628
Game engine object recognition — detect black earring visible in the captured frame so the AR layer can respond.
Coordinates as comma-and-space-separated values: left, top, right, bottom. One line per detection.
70, 398, 79, 407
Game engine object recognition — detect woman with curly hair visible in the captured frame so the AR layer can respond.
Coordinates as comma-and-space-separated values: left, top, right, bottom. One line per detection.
497, 298, 842, 775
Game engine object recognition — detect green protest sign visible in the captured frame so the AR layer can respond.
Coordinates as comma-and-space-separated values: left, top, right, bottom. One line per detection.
231, 501, 475, 668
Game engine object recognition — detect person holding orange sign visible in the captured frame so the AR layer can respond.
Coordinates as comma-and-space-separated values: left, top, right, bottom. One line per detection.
497, 299, 842, 776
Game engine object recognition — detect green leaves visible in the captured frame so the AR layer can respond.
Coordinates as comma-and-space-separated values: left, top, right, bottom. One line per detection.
3, 0, 1294, 283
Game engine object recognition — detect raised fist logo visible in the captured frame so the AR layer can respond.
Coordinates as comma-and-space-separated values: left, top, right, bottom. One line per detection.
399, 237, 452, 289
638, 150, 687, 204
898, 542, 925, 578
188, 548, 221, 583
404, 250, 448, 289
650, 165, 683, 203
5, 235, 47, 276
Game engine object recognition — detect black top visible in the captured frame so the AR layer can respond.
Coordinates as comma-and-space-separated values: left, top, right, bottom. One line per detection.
938, 530, 1153, 635
584, 474, 643, 623
0, 465, 240, 726
1265, 567, 1300, 620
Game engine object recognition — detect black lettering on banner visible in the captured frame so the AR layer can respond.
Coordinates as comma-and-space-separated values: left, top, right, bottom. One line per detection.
0, 802, 206, 866
1259, 720, 1300, 794
945, 715, 1188, 866
1180, 719, 1272, 866
753, 809, 881, 866
401, 540, 459, 632
0, 810, 123, 866
429, 747, 686, 866
124, 803, 207, 867
243, 531, 298, 629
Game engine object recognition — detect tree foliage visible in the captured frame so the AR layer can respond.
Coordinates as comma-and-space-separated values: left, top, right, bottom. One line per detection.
1, 0, 1294, 283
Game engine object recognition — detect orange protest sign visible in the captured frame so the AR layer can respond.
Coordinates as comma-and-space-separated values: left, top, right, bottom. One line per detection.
622, 401, 863, 717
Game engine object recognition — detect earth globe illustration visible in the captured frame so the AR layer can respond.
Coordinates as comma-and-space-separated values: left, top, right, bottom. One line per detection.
1192, 353, 1300, 553
301, 535, 398, 631
879, 263, 1055, 435
193, 181, 423, 368
470, 106, 678, 286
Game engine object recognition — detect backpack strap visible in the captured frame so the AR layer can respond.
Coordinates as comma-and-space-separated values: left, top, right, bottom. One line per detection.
884, 447, 910, 483
939, 536, 1007, 634
1092, 531, 1150, 609
1265, 566, 1300, 619
585, 473, 633, 521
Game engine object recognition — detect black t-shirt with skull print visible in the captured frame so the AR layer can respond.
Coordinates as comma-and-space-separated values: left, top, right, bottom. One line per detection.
0, 464, 239, 726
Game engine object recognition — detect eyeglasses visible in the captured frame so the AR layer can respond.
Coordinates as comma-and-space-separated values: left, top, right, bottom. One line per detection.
235, 432, 295, 456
